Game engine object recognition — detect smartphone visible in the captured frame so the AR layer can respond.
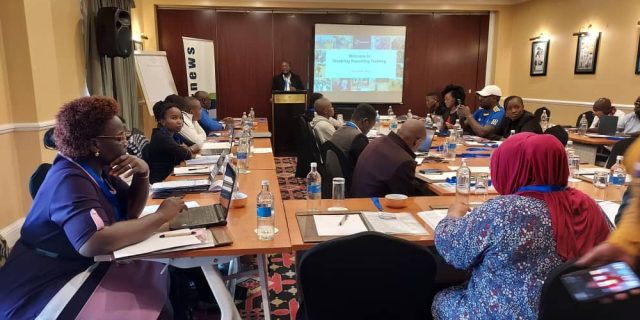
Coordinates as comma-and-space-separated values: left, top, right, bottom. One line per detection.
561, 261, 640, 302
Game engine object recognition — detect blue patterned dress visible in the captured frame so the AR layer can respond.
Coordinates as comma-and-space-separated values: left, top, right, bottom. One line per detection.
432, 195, 565, 320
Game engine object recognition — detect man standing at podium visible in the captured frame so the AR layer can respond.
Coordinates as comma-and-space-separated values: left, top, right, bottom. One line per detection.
272, 61, 304, 91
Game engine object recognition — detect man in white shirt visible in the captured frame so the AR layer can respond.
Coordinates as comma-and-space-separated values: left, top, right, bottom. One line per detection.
589, 97, 625, 131
179, 96, 207, 146
310, 97, 337, 144
617, 96, 640, 136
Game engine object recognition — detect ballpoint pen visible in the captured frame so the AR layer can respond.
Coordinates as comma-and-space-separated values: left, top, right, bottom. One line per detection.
159, 230, 196, 238
338, 214, 349, 226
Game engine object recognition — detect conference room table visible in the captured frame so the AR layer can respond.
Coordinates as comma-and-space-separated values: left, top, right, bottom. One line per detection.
568, 132, 622, 164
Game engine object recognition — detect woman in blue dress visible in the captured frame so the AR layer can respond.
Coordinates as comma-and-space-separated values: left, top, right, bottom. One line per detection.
431, 133, 612, 319
0, 96, 186, 319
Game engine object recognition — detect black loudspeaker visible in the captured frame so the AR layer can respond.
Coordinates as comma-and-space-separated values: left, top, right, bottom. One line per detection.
96, 7, 132, 58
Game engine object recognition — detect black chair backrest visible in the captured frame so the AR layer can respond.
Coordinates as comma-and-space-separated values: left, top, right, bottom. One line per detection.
295, 116, 323, 178
538, 261, 640, 320
29, 163, 52, 199
544, 125, 569, 146
320, 140, 353, 198
298, 231, 437, 320
576, 111, 595, 127
606, 137, 637, 168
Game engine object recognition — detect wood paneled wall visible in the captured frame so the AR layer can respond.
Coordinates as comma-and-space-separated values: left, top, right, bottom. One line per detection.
157, 9, 489, 127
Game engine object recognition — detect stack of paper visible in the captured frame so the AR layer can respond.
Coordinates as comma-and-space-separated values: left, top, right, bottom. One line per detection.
417, 210, 448, 230
361, 212, 428, 235
202, 142, 231, 150
186, 155, 220, 166
151, 179, 210, 193
106, 228, 213, 260
174, 165, 213, 176
416, 172, 456, 183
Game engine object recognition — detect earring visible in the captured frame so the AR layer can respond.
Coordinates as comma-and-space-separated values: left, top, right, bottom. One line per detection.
95, 150, 100, 157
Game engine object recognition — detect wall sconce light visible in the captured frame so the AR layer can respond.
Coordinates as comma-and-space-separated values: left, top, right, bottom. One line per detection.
573, 24, 593, 36
529, 33, 546, 41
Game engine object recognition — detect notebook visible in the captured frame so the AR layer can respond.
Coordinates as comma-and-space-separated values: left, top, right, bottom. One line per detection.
597, 115, 619, 136
169, 163, 237, 230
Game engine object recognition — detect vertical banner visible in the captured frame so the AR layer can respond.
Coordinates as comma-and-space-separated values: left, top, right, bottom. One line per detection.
182, 37, 217, 116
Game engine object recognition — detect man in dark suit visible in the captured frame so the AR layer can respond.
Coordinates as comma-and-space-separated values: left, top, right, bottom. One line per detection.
351, 119, 426, 197
272, 61, 304, 91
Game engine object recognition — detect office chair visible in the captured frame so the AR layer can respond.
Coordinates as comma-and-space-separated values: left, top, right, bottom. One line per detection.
606, 137, 637, 168
29, 128, 57, 199
538, 261, 640, 320
295, 116, 322, 178
297, 231, 437, 320
576, 111, 595, 128
320, 140, 352, 198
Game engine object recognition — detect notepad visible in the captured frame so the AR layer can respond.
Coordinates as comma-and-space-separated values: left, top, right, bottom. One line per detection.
361, 212, 428, 235
417, 210, 448, 230
313, 214, 368, 236
140, 201, 200, 218
186, 155, 221, 166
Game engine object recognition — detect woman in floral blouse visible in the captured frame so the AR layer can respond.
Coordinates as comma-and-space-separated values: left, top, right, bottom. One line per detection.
432, 133, 611, 319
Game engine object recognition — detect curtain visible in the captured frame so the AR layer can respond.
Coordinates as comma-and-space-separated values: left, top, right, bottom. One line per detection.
81, 0, 139, 130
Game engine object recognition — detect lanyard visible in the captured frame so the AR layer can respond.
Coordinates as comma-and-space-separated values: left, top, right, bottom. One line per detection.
344, 121, 358, 129
517, 185, 566, 193
78, 161, 125, 221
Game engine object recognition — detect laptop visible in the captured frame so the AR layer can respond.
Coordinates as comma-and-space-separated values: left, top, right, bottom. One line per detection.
418, 129, 436, 152
169, 163, 237, 230
151, 152, 229, 196
598, 115, 619, 136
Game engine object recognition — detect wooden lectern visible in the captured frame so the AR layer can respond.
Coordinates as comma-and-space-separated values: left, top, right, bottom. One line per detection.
272, 91, 307, 156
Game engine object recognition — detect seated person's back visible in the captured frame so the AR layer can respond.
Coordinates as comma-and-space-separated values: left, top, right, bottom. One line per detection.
146, 101, 199, 183
432, 133, 611, 319
351, 119, 426, 197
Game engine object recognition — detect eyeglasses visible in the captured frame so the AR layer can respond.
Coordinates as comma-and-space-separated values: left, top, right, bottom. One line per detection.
96, 132, 127, 143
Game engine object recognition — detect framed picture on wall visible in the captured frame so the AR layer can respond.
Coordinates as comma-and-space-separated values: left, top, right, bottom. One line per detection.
636, 35, 640, 75
574, 32, 600, 74
133, 40, 143, 52
530, 40, 549, 76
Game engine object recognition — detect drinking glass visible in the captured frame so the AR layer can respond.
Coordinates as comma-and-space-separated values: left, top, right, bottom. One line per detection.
593, 171, 609, 200
474, 173, 489, 202
568, 155, 580, 179
432, 115, 443, 131
328, 177, 347, 211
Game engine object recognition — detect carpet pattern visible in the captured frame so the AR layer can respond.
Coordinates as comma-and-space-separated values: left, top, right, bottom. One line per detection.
233, 157, 304, 320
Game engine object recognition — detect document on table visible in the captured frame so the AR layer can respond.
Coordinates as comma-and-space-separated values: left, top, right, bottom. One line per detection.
417, 210, 448, 230
415, 157, 425, 164
202, 142, 231, 150
598, 201, 620, 226
140, 201, 200, 218
416, 172, 456, 183
186, 155, 220, 166
174, 165, 213, 175
361, 212, 428, 235
313, 214, 368, 236
433, 183, 497, 194
111, 229, 205, 259
253, 147, 273, 154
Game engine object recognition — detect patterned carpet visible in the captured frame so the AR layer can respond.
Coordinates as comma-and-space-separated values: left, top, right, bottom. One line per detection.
195, 157, 304, 320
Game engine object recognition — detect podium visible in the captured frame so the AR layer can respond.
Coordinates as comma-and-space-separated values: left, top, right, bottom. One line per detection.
272, 91, 307, 156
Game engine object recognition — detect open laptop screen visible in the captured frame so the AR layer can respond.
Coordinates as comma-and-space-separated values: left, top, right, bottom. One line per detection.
219, 163, 236, 216
418, 129, 436, 152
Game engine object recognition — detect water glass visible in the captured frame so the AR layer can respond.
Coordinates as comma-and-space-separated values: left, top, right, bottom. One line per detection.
474, 173, 489, 202
432, 115, 443, 131
593, 171, 609, 200
568, 155, 580, 178
328, 177, 347, 211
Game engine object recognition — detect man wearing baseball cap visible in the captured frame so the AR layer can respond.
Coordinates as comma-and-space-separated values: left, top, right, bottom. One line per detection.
457, 84, 505, 138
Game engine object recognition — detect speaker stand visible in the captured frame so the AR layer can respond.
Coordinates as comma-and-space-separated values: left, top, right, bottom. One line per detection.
110, 57, 118, 101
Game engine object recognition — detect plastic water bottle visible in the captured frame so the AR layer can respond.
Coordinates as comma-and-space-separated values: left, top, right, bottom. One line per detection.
565, 140, 575, 158
456, 159, 471, 204
306, 162, 322, 211
407, 109, 413, 119
454, 119, 463, 143
241, 112, 248, 125
443, 131, 457, 161
540, 110, 549, 131
390, 116, 399, 133
373, 110, 380, 131
610, 156, 626, 188
509, 129, 516, 137
237, 127, 250, 173
256, 180, 275, 241
578, 114, 588, 135
425, 113, 433, 128
249, 107, 255, 119
388, 106, 394, 116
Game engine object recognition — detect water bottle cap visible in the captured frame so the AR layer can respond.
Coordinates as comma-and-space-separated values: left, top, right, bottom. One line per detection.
261, 180, 269, 186
617, 155, 624, 160
310, 162, 317, 168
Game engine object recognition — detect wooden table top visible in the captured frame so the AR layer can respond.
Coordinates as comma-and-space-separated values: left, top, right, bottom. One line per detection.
284, 196, 461, 251
147, 169, 291, 257
569, 133, 621, 146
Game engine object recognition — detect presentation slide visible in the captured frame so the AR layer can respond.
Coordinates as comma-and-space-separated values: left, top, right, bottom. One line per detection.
313, 24, 406, 103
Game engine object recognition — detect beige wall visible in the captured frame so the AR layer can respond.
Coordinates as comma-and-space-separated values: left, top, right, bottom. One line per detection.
505, 0, 640, 125
0, 0, 85, 228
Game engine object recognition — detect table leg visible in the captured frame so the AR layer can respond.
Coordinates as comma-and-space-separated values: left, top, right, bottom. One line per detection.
201, 264, 242, 320
257, 254, 272, 320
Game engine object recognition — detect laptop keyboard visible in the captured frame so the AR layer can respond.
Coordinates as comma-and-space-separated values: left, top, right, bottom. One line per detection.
188, 205, 224, 225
